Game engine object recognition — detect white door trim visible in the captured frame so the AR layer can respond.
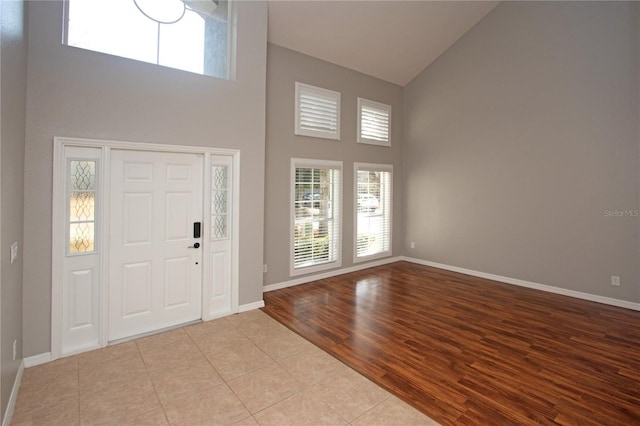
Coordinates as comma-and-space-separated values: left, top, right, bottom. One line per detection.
51, 137, 240, 359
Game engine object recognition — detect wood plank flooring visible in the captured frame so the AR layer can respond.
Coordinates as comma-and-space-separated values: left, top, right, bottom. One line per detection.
262, 261, 640, 426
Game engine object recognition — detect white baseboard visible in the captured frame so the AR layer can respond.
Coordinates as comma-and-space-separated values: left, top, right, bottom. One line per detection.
2, 360, 25, 426
402, 256, 640, 312
23, 352, 52, 368
238, 300, 265, 312
264, 256, 403, 293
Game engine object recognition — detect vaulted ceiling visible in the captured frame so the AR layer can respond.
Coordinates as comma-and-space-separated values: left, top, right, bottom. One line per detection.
267, 1, 500, 86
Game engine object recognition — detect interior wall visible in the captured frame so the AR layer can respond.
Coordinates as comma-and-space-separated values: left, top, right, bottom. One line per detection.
264, 43, 403, 286
23, 0, 267, 357
0, 0, 27, 417
403, 1, 640, 303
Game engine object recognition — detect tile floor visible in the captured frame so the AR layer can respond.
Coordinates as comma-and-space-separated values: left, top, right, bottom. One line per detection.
12, 309, 439, 425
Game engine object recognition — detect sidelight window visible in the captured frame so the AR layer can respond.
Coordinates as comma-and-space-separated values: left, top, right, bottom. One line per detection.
68, 160, 98, 254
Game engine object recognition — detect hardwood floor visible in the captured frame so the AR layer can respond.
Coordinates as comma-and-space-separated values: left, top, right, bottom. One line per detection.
262, 261, 640, 426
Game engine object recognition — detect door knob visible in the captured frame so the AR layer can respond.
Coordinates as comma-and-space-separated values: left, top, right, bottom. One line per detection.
188, 242, 200, 249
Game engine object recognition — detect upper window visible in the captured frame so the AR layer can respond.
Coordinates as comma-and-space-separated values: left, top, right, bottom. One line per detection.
64, 0, 232, 79
357, 98, 391, 147
291, 159, 342, 276
295, 83, 341, 140
354, 163, 392, 262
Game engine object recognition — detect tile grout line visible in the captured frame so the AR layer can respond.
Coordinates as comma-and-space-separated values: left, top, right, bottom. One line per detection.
135, 339, 171, 425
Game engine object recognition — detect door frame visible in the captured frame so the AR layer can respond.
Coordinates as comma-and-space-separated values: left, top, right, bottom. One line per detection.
51, 137, 240, 360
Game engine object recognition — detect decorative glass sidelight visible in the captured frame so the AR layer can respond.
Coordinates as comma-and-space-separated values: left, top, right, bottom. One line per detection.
68, 160, 97, 254
211, 164, 229, 239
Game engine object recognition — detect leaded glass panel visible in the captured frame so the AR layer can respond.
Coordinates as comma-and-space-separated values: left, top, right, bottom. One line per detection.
68, 159, 97, 254
211, 164, 229, 240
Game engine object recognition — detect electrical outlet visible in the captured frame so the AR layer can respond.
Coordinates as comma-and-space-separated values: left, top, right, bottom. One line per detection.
263, 264, 268, 273
13, 340, 17, 361
611, 275, 620, 286
410, 242, 415, 249
10, 242, 18, 264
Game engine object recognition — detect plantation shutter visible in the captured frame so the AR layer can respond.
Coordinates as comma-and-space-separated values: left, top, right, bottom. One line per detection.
357, 98, 391, 146
295, 83, 341, 140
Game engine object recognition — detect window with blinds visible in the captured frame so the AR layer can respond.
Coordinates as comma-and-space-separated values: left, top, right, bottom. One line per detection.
291, 159, 342, 275
295, 82, 341, 140
357, 98, 391, 147
354, 163, 392, 262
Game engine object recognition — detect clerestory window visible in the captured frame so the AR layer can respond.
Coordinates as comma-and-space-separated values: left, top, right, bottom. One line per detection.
64, 0, 232, 79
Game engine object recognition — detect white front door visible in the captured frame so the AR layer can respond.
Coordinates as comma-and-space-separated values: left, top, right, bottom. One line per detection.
108, 150, 203, 341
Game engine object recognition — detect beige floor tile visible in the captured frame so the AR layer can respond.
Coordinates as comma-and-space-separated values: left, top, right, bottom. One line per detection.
14, 375, 78, 417
118, 408, 169, 426
351, 396, 440, 425
136, 328, 191, 352
231, 415, 259, 425
250, 327, 315, 361
80, 377, 161, 426
149, 358, 223, 405
206, 339, 274, 381
309, 368, 391, 422
140, 339, 206, 372
12, 393, 79, 425
225, 309, 270, 327
277, 347, 349, 386
21, 356, 78, 385
163, 383, 250, 425
190, 327, 248, 357
184, 317, 234, 338
254, 391, 348, 426
234, 316, 288, 339
78, 341, 138, 368
227, 364, 303, 414
79, 351, 147, 394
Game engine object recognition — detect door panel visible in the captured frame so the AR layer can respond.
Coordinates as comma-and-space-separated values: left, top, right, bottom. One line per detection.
109, 150, 203, 341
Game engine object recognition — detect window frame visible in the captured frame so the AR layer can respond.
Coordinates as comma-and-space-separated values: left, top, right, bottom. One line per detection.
66, 158, 99, 257
290, 158, 343, 276
353, 162, 393, 263
357, 98, 392, 147
62, 0, 235, 80
295, 82, 341, 141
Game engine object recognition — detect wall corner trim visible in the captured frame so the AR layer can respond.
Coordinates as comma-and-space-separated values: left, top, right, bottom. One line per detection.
264, 256, 403, 293
23, 352, 52, 368
238, 300, 265, 312
401, 257, 640, 312
2, 360, 25, 426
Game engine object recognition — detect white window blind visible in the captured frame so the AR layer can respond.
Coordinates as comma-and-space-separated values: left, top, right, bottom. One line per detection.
354, 163, 392, 262
357, 98, 391, 146
291, 159, 342, 276
295, 82, 341, 140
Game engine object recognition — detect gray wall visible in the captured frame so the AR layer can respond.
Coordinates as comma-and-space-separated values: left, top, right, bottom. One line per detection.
403, 1, 640, 303
264, 44, 403, 286
1, 0, 27, 417
23, 0, 267, 357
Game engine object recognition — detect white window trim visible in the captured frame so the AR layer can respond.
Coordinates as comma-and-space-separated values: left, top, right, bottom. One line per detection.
290, 158, 343, 276
295, 82, 341, 140
353, 162, 393, 263
357, 98, 392, 147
